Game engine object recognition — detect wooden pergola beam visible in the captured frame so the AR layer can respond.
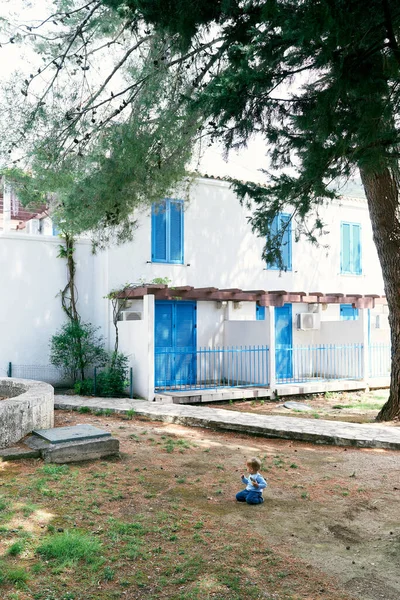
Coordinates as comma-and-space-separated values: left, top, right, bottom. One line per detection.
115, 285, 388, 307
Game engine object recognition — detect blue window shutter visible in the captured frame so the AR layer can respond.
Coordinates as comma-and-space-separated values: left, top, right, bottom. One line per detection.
341, 223, 351, 273
175, 303, 195, 347
352, 224, 362, 274
280, 214, 292, 271
267, 213, 292, 271
268, 215, 279, 269
256, 304, 265, 320
169, 200, 184, 263
154, 303, 173, 347
340, 304, 359, 320
152, 201, 167, 262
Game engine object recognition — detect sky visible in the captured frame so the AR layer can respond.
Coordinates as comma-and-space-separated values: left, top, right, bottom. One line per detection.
0, 0, 365, 196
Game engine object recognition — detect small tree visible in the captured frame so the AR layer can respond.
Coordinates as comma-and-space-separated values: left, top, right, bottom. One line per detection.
50, 320, 108, 383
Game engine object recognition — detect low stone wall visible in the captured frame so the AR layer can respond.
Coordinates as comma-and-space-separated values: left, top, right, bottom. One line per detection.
0, 379, 54, 449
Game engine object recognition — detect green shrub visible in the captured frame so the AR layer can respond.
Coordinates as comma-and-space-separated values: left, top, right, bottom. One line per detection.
50, 320, 108, 383
74, 379, 95, 396
96, 352, 129, 397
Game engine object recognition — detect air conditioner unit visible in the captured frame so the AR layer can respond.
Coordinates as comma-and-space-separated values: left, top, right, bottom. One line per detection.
297, 313, 320, 330
121, 311, 142, 321
375, 314, 389, 330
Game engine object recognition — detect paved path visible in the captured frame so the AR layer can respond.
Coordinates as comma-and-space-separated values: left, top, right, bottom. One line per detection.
54, 395, 400, 450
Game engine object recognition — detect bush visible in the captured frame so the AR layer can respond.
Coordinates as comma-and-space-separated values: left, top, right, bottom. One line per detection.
96, 352, 129, 397
50, 320, 108, 383
74, 353, 130, 398
74, 378, 95, 396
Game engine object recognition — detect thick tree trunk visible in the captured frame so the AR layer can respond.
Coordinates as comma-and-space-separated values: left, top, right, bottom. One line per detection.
360, 166, 400, 421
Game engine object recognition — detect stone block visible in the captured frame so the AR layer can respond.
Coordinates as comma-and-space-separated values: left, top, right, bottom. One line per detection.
41, 437, 120, 464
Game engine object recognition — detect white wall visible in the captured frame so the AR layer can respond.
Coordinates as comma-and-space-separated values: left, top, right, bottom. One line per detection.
0, 233, 96, 376
117, 296, 154, 400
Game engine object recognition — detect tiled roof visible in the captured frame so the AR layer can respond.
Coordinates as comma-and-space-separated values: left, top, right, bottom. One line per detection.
0, 191, 46, 222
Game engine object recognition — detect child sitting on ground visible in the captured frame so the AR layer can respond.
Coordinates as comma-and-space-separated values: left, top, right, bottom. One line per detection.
236, 457, 267, 505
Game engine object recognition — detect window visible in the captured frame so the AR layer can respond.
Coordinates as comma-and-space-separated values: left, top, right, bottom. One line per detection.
267, 213, 292, 271
340, 304, 359, 321
152, 199, 184, 264
341, 222, 361, 275
256, 303, 265, 320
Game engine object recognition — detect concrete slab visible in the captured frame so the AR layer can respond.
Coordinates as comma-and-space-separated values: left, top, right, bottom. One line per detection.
0, 447, 41, 461
32, 424, 111, 444
41, 437, 119, 464
54, 395, 400, 451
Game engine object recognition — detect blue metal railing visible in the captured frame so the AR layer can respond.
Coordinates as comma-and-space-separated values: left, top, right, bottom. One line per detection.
155, 345, 270, 391
276, 343, 364, 384
369, 344, 391, 378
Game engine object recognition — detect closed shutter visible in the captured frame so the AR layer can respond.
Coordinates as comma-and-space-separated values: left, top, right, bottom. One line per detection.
352, 224, 362, 274
152, 201, 167, 261
341, 223, 351, 273
154, 302, 173, 348
267, 213, 292, 271
169, 200, 184, 263
280, 214, 292, 271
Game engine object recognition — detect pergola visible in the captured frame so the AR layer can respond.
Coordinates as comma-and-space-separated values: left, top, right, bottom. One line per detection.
117, 284, 387, 309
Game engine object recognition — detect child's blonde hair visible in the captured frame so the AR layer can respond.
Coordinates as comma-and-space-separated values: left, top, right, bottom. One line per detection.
247, 457, 261, 470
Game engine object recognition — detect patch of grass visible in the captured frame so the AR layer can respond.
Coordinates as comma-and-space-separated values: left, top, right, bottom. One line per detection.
7, 541, 24, 556
164, 438, 191, 453
78, 406, 91, 414
290, 463, 298, 469
0, 563, 29, 586
40, 464, 70, 478
103, 566, 115, 581
104, 409, 113, 416
36, 530, 102, 565
126, 409, 135, 420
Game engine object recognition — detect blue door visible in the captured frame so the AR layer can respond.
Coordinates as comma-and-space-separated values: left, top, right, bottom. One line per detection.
275, 304, 293, 380
155, 301, 196, 388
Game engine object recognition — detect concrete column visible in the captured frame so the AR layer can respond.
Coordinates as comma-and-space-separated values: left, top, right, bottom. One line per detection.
267, 306, 276, 393
360, 308, 370, 386
145, 294, 155, 401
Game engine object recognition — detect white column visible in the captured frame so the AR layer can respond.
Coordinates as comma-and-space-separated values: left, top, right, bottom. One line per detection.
267, 306, 276, 394
145, 294, 155, 401
360, 308, 370, 386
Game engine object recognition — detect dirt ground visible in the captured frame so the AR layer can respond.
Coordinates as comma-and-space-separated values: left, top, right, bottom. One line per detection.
60, 410, 399, 598
1, 406, 399, 599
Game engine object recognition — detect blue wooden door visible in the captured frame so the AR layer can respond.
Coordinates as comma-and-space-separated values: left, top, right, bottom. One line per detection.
275, 304, 293, 380
154, 301, 196, 387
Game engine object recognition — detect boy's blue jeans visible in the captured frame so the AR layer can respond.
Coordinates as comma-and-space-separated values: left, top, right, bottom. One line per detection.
236, 489, 264, 504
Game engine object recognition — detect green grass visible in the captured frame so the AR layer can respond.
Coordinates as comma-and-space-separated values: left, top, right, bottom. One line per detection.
0, 563, 29, 586
36, 531, 102, 565
78, 406, 91, 414
7, 541, 25, 557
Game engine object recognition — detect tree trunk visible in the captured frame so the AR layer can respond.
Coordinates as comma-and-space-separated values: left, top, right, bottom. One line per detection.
360, 166, 400, 421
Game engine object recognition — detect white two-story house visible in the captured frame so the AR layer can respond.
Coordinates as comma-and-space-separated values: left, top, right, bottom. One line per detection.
0, 177, 390, 399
